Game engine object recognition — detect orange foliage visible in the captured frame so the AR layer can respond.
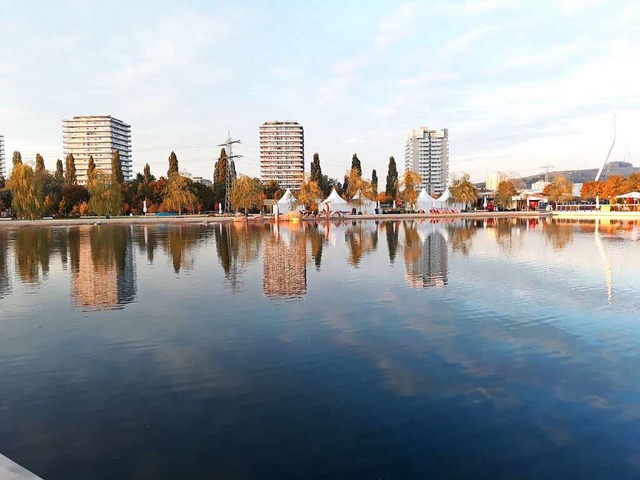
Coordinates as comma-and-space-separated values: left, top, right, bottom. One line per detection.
601, 175, 626, 199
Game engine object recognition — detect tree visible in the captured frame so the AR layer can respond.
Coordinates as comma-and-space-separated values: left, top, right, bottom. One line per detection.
35, 154, 45, 173
111, 150, 124, 184
543, 175, 573, 204
600, 175, 626, 199
192, 182, 215, 212
351, 153, 362, 177
88, 172, 123, 216
55, 159, 64, 181
64, 153, 77, 185
296, 177, 323, 211
449, 174, 479, 210
262, 180, 282, 200
495, 180, 517, 209
213, 148, 229, 205
12, 151, 22, 167
400, 170, 421, 211
229, 175, 262, 214
168, 151, 179, 177
60, 185, 89, 214
385, 156, 399, 199
581, 181, 603, 199
143, 163, 153, 184
345, 167, 373, 212
623, 172, 640, 193
371, 169, 378, 195
162, 173, 196, 215
8, 163, 45, 219
343, 174, 350, 196
87, 155, 97, 182
310, 152, 327, 193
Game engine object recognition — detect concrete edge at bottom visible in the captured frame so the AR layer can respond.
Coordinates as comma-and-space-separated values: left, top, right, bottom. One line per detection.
0, 454, 44, 480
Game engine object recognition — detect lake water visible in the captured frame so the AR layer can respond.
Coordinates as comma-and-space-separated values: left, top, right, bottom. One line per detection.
1, 218, 640, 479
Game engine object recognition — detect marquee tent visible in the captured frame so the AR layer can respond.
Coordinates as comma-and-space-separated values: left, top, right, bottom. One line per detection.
276, 189, 299, 214
416, 188, 435, 212
320, 188, 349, 213
349, 190, 377, 214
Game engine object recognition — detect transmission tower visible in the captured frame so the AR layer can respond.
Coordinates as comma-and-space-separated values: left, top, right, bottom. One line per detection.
218, 130, 241, 213
540, 163, 555, 184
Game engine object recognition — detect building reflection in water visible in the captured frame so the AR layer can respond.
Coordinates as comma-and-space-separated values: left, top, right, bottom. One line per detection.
0, 230, 10, 298
70, 225, 137, 310
403, 221, 448, 288
263, 223, 307, 299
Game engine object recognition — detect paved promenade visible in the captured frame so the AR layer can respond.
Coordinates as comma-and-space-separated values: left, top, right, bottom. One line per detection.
0, 454, 43, 480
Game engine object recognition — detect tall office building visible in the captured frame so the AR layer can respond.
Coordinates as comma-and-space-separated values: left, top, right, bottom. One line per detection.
62, 115, 132, 184
260, 121, 304, 190
405, 127, 449, 195
0, 134, 5, 180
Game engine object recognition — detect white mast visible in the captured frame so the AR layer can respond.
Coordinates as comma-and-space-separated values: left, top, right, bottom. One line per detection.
595, 116, 616, 209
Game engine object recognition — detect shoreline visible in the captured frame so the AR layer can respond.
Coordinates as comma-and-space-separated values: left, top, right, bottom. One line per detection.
1, 211, 550, 229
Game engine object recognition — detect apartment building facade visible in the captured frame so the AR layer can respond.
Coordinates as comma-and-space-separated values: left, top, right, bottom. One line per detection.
260, 121, 304, 190
486, 171, 510, 190
0, 134, 5, 179
405, 127, 449, 195
62, 115, 132, 184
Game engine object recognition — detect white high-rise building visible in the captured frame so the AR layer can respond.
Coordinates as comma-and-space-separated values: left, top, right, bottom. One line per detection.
0, 134, 5, 179
260, 121, 304, 190
486, 171, 510, 191
62, 115, 132, 184
405, 127, 449, 195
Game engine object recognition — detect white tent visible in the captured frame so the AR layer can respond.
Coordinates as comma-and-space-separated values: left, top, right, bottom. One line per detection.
276, 189, 298, 214
616, 191, 640, 199
416, 188, 435, 212
434, 187, 465, 211
320, 188, 349, 213
349, 190, 377, 214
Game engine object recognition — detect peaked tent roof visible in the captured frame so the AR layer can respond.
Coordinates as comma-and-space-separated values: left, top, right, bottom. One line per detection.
437, 187, 451, 203
417, 188, 435, 202
277, 188, 297, 205
321, 188, 348, 206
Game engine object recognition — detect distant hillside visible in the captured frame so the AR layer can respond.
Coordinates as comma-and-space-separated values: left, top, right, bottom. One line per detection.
477, 162, 640, 189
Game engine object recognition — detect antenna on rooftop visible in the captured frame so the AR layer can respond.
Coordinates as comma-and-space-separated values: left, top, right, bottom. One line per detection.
218, 130, 242, 213
540, 164, 555, 184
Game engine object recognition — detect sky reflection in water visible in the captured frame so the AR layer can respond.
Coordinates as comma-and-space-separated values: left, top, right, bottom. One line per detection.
1, 218, 640, 479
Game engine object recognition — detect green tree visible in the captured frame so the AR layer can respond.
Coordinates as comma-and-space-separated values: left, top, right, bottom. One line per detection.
64, 153, 77, 186
449, 174, 479, 210
12, 151, 22, 167
111, 150, 124, 184
8, 163, 45, 219
192, 181, 215, 212
229, 175, 262, 214
385, 156, 399, 199
213, 148, 228, 205
351, 153, 362, 177
55, 159, 64, 181
262, 180, 282, 199
162, 173, 196, 215
143, 163, 153, 184
400, 170, 421, 211
495, 180, 517, 209
60, 185, 89, 214
371, 169, 378, 195
87, 155, 97, 182
88, 172, 123, 216
168, 151, 179, 177
35, 153, 45, 173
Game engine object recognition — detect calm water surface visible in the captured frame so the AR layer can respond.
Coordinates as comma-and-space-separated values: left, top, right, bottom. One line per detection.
1, 218, 640, 479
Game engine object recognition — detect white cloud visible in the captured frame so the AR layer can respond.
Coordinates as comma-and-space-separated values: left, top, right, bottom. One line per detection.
375, 2, 425, 47
442, 0, 513, 16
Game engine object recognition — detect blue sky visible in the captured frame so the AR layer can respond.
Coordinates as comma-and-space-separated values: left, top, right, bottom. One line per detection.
1, 0, 638, 183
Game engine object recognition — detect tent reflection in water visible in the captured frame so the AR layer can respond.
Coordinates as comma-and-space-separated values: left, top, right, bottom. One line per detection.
276, 189, 300, 215
320, 188, 349, 213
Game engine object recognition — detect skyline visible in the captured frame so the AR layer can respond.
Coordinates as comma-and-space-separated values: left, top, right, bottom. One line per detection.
1, 0, 639, 184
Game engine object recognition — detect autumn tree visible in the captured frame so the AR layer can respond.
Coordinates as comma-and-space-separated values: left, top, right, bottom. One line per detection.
229, 175, 262, 214
111, 150, 124, 184
168, 151, 179, 177
495, 180, 517, 209
601, 175, 626, 200
87, 155, 97, 182
64, 153, 77, 185
449, 174, 479, 210
385, 156, 399, 199
580, 181, 603, 199
88, 172, 123, 216
55, 159, 64, 181
296, 177, 323, 211
543, 175, 573, 204
262, 180, 282, 200
623, 173, 640, 193
12, 151, 22, 166
8, 163, 45, 219
345, 167, 373, 211
400, 170, 421, 210
162, 173, 196, 215
143, 163, 153, 184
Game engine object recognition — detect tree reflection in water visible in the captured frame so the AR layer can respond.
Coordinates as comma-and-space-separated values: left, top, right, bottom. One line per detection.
14, 227, 51, 284
385, 221, 400, 264
543, 219, 574, 250
162, 225, 210, 274
446, 219, 479, 256
0, 230, 10, 298
345, 221, 378, 267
